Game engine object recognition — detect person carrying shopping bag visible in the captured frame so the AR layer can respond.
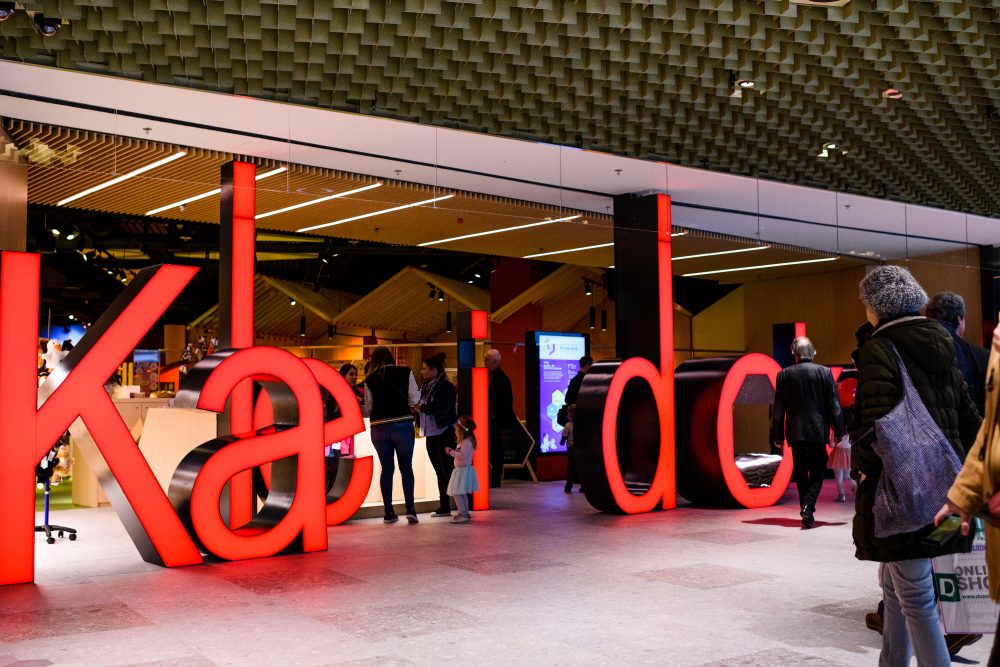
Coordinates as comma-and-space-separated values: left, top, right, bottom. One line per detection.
853, 266, 981, 667
936, 321, 1000, 663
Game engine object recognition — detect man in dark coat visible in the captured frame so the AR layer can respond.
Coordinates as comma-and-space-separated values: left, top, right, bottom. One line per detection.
485, 348, 517, 487
926, 291, 989, 415
563, 355, 592, 493
564, 355, 593, 407
771, 337, 844, 528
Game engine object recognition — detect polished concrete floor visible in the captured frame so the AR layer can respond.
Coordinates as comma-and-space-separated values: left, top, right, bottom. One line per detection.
1, 481, 992, 666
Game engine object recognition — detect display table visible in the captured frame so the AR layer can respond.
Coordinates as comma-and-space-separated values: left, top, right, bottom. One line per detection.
71, 405, 440, 517
138, 407, 219, 493
71, 397, 172, 507
352, 419, 438, 508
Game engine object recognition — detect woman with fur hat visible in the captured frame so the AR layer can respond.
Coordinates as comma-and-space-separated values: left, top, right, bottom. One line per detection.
854, 265, 981, 667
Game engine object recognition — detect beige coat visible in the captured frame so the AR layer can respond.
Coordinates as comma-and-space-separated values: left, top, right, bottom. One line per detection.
948, 348, 1000, 602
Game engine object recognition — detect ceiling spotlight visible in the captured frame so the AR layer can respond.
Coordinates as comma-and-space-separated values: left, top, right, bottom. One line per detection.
289, 297, 297, 306
467, 280, 474, 284
883, 88, 903, 100
474, 273, 481, 279
437, 289, 445, 302
0, 3, 15, 21
584, 279, 593, 297
737, 79, 755, 89
65, 232, 76, 241
33, 14, 62, 37
68, 314, 75, 321
78, 250, 89, 261
825, 142, 838, 150
50, 228, 61, 237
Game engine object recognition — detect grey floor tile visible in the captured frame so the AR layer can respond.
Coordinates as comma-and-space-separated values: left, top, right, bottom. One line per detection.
635, 563, 778, 589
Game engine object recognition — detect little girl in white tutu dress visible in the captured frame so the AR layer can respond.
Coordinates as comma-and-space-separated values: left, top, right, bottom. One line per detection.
446, 416, 480, 524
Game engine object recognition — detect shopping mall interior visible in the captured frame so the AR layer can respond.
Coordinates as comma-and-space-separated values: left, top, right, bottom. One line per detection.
1, 2, 999, 665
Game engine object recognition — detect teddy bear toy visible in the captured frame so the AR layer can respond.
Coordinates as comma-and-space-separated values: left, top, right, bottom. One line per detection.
50, 443, 73, 486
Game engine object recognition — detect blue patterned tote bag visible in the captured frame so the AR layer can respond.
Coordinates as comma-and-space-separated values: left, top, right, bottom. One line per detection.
872, 342, 963, 538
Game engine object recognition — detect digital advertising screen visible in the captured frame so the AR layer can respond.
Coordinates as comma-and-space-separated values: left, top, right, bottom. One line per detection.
536, 332, 587, 454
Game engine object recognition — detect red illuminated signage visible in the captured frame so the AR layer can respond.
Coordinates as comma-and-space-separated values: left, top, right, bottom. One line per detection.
0, 161, 380, 585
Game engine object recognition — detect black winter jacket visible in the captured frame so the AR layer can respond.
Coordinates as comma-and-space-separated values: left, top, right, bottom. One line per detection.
770, 361, 844, 445
853, 316, 981, 562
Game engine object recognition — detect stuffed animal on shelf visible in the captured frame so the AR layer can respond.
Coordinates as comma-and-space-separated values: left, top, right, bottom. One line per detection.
41, 339, 68, 373
50, 443, 73, 486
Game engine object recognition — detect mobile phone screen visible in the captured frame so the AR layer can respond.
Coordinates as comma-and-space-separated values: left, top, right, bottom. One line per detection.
923, 514, 962, 546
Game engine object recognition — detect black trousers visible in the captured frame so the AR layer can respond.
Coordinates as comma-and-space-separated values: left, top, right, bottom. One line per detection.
488, 426, 504, 487
565, 446, 579, 489
425, 430, 455, 509
790, 441, 828, 513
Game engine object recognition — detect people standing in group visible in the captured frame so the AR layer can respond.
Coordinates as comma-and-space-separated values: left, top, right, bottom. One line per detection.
770, 336, 844, 528
415, 352, 457, 518
485, 349, 517, 488
562, 355, 592, 493
926, 291, 989, 415
446, 416, 481, 523
363, 346, 421, 524
853, 266, 981, 667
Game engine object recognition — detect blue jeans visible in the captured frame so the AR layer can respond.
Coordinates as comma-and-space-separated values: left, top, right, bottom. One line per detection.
879, 559, 950, 667
371, 421, 416, 515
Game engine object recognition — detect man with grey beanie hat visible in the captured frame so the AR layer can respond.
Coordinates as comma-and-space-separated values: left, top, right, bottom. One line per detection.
853, 265, 981, 666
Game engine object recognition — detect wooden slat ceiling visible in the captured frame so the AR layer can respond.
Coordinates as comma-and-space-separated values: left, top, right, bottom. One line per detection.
332, 267, 490, 339
6, 120, 868, 282
190, 275, 359, 344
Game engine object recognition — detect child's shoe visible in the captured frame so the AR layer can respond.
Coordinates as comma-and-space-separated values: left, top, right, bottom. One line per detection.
451, 514, 470, 524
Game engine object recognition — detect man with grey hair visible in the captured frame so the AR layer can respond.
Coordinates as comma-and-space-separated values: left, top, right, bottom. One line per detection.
926, 291, 988, 415
771, 336, 845, 528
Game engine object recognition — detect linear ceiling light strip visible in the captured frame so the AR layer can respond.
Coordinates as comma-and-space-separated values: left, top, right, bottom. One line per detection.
298, 194, 456, 233
59, 151, 188, 206
682, 257, 838, 277
256, 182, 383, 220
419, 214, 582, 247
523, 242, 615, 259
144, 166, 287, 216
673, 245, 769, 261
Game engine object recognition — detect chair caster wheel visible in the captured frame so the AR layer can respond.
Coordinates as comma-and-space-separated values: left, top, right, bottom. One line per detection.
68, 534, 76, 541
58, 531, 64, 538
46, 537, 55, 544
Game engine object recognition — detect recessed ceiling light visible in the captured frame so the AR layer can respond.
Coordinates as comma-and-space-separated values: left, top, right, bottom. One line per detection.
418, 214, 581, 247
298, 194, 455, 233
523, 242, 615, 259
145, 166, 286, 216
737, 79, 755, 89
682, 257, 838, 277
59, 151, 187, 206
256, 182, 382, 220
825, 142, 838, 150
883, 88, 903, 100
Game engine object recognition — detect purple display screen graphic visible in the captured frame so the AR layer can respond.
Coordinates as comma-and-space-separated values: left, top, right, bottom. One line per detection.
537, 333, 586, 454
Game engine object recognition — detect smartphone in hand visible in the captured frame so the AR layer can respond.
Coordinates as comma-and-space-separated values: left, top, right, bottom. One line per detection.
922, 514, 963, 547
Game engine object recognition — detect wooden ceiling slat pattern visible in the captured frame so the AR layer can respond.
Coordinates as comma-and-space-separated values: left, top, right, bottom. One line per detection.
332, 267, 489, 339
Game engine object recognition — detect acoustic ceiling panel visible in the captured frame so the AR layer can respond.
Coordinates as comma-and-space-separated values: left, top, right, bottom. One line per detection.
2, 2, 995, 215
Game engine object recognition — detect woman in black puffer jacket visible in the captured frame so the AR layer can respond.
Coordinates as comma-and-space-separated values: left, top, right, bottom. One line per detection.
854, 265, 981, 667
